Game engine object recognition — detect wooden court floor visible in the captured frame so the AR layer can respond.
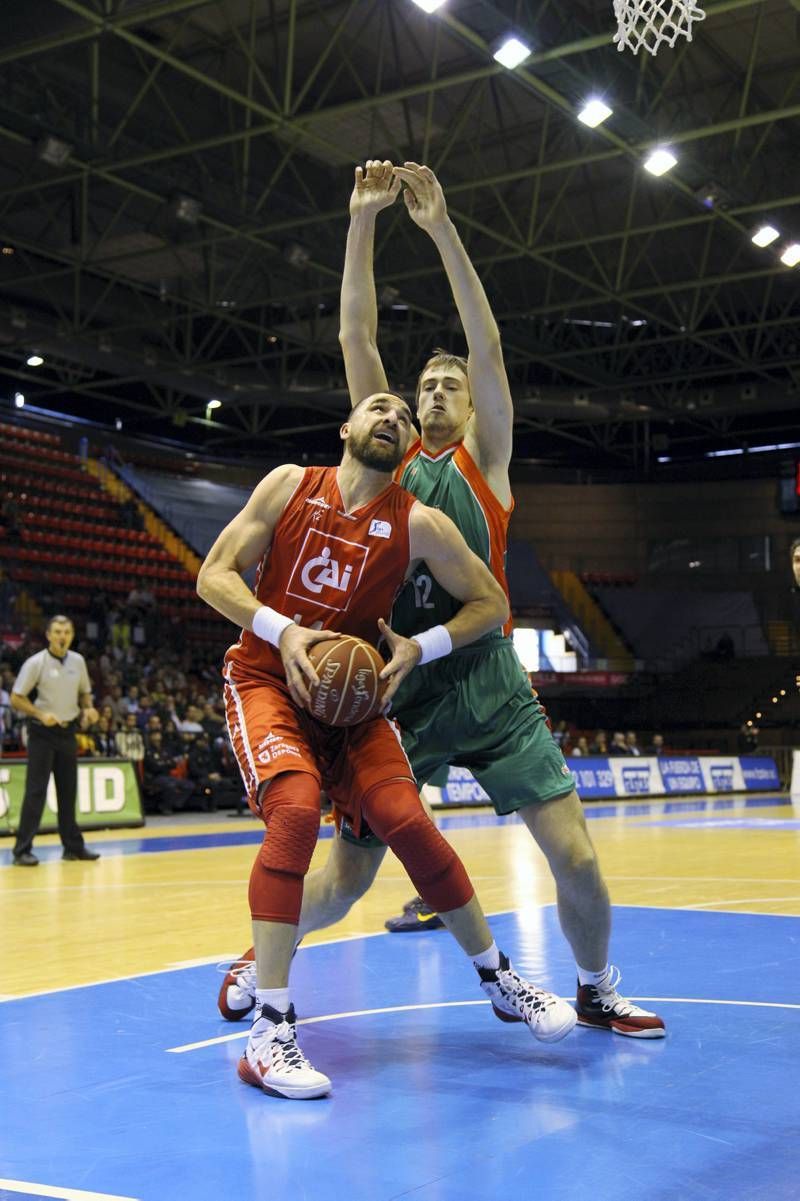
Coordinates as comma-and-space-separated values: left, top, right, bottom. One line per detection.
2, 793, 798, 996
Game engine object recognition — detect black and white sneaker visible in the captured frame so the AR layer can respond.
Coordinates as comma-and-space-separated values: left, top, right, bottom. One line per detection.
238, 1003, 331, 1100
479, 953, 577, 1043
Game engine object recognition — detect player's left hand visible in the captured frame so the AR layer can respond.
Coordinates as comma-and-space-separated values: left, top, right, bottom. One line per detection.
376, 617, 421, 711
393, 163, 448, 231
82, 707, 99, 727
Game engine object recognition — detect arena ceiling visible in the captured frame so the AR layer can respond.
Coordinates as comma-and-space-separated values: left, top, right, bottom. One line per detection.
0, 0, 799, 470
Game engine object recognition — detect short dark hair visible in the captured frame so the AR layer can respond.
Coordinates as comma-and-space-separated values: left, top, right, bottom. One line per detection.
415, 348, 469, 404
348, 392, 412, 420
46, 614, 73, 632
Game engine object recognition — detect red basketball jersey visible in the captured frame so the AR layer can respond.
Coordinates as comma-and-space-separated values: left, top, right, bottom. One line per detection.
226, 466, 417, 680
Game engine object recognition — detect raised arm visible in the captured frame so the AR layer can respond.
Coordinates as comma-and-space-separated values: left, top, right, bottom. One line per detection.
394, 162, 514, 481
378, 502, 509, 707
338, 160, 401, 407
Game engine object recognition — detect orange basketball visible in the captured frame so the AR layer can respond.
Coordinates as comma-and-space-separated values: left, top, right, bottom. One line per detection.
307, 636, 386, 727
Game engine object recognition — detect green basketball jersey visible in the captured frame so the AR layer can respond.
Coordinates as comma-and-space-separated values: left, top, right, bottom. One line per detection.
391, 438, 513, 648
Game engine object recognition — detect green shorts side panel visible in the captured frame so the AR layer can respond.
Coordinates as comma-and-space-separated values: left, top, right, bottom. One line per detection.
397, 642, 574, 816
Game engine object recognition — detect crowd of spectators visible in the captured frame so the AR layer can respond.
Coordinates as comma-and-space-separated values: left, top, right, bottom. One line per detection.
0, 623, 243, 816
551, 722, 667, 757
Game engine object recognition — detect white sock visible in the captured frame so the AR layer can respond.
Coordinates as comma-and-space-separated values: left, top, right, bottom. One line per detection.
472, 941, 501, 971
255, 987, 291, 1015
577, 964, 610, 987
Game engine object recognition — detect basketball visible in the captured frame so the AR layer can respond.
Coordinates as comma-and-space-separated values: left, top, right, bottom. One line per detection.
306, 636, 386, 727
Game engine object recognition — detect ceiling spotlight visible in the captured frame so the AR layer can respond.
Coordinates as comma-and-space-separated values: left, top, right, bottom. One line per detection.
410, 0, 446, 11
172, 194, 202, 225
37, 135, 73, 167
644, 148, 678, 176
206, 398, 222, 410
751, 224, 780, 248
26, 353, 44, 367
13, 392, 25, 408
216, 298, 237, 309
1, 246, 14, 256
492, 36, 531, 69
780, 242, 800, 267
284, 241, 311, 268
578, 99, 613, 128
115, 418, 123, 431
267, 335, 278, 344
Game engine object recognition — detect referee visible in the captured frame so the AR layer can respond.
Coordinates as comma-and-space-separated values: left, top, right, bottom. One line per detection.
11, 615, 100, 866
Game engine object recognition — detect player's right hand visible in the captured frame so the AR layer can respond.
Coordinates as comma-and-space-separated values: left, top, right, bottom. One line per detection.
278, 625, 338, 708
349, 160, 401, 217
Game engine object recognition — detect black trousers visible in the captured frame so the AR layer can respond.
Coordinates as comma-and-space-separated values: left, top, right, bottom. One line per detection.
13, 724, 85, 856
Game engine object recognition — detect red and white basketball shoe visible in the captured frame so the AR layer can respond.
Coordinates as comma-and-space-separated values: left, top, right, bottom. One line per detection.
238, 1002, 331, 1100
217, 947, 256, 1021
576, 966, 666, 1038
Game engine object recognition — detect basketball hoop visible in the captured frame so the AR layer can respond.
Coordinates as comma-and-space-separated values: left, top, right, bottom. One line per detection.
613, 0, 706, 55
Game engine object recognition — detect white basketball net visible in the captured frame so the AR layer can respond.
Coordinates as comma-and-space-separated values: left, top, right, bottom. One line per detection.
613, 0, 706, 55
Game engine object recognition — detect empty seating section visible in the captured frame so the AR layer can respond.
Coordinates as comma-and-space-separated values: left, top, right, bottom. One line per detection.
591, 586, 768, 665
0, 420, 225, 639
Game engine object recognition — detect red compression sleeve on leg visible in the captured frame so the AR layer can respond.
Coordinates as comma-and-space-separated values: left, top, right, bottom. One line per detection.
363, 779, 474, 914
248, 771, 320, 924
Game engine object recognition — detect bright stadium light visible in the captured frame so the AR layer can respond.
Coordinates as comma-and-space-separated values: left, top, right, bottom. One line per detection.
410, 0, 447, 11
493, 36, 531, 69
780, 242, 800, 267
644, 148, 677, 176
578, 98, 613, 128
751, 224, 779, 248
26, 353, 44, 367
13, 392, 24, 407
207, 398, 222, 410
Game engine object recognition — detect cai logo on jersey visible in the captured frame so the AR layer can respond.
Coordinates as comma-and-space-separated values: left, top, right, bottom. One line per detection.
286, 529, 370, 612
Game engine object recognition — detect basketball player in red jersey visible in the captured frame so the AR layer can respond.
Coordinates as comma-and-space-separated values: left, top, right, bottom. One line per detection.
197, 393, 578, 1100
214, 161, 662, 1042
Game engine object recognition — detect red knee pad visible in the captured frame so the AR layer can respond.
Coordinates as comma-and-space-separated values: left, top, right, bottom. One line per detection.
249, 772, 320, 924
365, 782, 474, 914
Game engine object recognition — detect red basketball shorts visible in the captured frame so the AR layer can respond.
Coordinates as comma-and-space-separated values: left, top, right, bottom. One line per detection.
222, 664, 414, 833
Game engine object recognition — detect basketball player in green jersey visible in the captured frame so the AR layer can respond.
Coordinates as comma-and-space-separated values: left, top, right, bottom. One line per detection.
220, 161, 664, 1038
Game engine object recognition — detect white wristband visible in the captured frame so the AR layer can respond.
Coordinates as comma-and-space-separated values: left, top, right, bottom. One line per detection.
252, 606, 294, 647
412, 624, 452, 665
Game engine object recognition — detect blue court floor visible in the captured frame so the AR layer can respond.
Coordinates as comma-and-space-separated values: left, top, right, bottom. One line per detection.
1, 903, 798, 1201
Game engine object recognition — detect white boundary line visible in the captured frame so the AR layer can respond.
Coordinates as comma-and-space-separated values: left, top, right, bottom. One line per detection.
166, 993, 800, 1054
0, 1179, 139, 1200
167, 1000, 491, 1053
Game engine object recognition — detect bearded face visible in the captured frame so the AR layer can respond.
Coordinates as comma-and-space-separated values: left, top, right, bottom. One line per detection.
344, 394, 412, 471
347, 423, 406, 471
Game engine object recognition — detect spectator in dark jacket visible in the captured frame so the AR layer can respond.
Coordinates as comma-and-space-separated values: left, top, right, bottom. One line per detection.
142, 730, 194, 815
